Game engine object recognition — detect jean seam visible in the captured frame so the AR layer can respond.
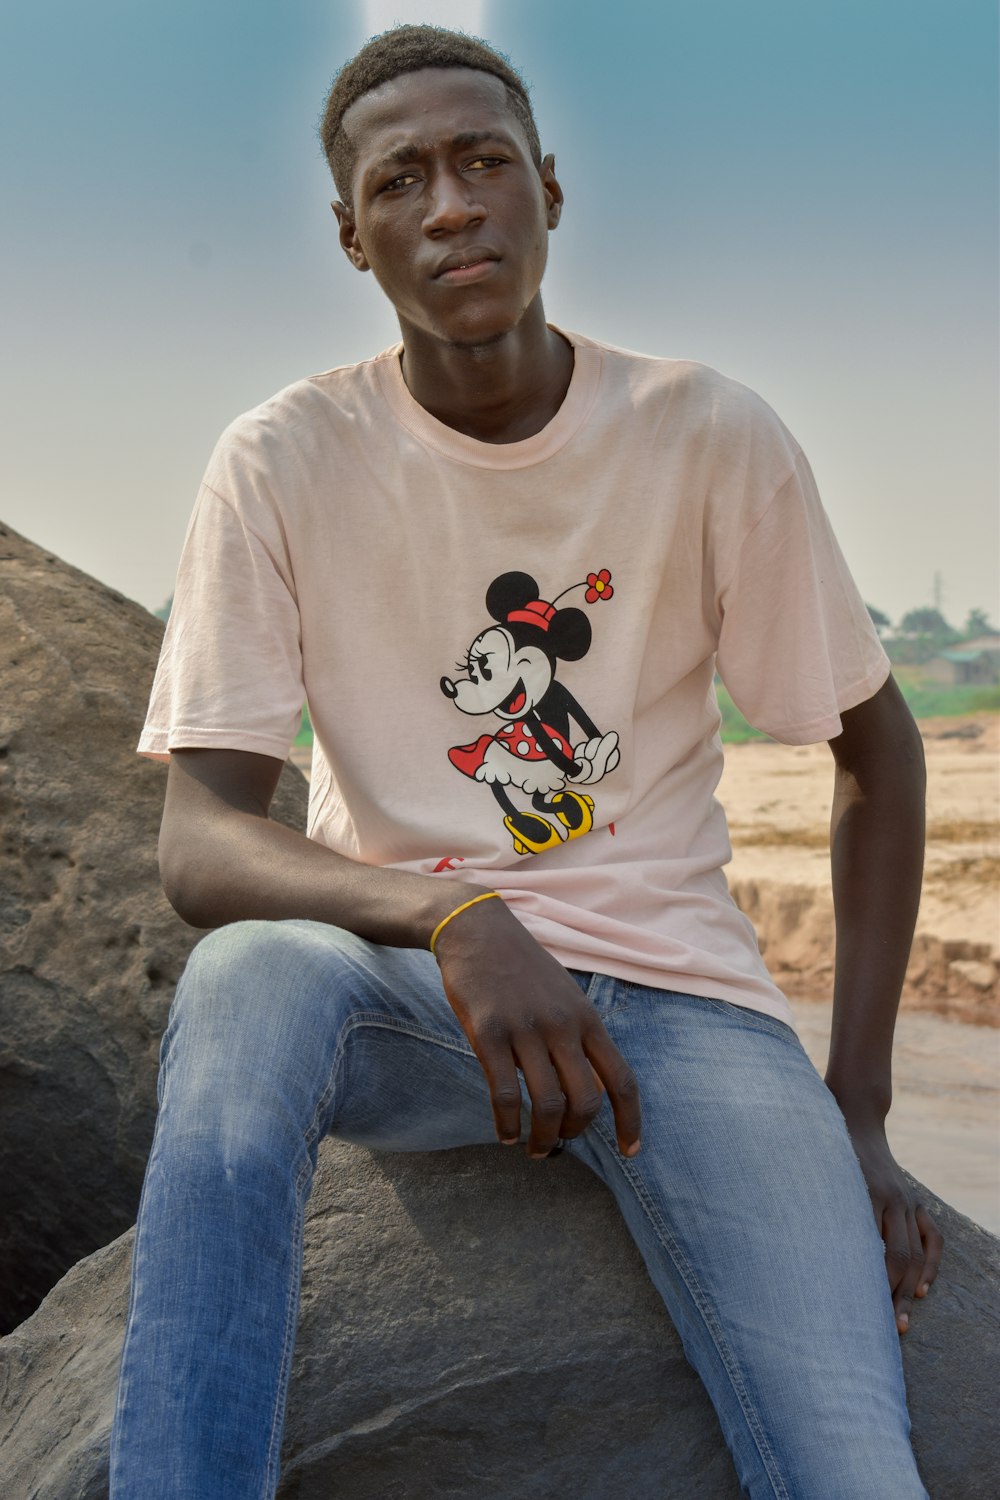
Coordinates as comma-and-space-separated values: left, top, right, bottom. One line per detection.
263, 1178, 308, 1496
260, 1009, 479, 1484
300, 1011, 476, 1162
109, 1156, 158, 1486
584, 972, 628, 1023
261, 1012, 356, 1491
111, 1029, 182, 1485
330, 1012, 479, 1075
693, 996, 799, 1045
591, 1114, 791, 1500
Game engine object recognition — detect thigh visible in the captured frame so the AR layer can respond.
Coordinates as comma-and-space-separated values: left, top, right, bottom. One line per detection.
312, 926, 502, 1151
163, 918, 498, 1154
566, 981, 926, 1500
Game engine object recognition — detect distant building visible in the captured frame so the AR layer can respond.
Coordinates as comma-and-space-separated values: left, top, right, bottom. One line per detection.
923, 647, 1000, 687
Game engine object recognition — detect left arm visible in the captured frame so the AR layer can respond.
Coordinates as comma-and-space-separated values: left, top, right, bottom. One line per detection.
826, 673, 944, 1333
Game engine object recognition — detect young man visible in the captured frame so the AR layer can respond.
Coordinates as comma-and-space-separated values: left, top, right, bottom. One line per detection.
112, 24, 942, 1498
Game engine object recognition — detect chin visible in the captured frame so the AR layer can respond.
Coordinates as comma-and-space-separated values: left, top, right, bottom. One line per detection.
435, 299, 536, 352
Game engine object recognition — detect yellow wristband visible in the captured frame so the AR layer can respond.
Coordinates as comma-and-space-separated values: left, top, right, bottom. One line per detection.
429, 892, 502, 956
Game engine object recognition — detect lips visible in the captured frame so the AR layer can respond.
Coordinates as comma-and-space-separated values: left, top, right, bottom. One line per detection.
433, 246, 500, 279
500, 681, 527, 716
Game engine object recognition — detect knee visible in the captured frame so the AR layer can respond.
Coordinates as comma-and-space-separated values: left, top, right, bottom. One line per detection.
173, 918, 346, 1025
178, 918, 290, 989
159, 921, 352, 1146
164, 919, 350, 1076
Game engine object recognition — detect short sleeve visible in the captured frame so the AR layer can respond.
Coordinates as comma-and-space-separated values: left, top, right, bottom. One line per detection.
715, 448, 890, 744
138, 482, 305, 761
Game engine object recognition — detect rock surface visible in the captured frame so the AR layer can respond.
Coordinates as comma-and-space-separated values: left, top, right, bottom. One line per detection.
0, 522, 308, 1332
0, 1143, 997, 1499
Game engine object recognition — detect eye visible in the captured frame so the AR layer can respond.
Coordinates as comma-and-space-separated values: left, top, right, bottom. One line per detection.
475, 653, 493, 682
379, 172, 420, 193
467, 156, 506, 172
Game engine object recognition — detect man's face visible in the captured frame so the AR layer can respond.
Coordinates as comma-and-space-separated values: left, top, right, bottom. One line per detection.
334, 68, 562, 348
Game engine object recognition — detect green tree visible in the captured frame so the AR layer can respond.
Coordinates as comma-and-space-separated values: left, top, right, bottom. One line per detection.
865, 603, 891, 632
900, 607, 954, 640
962, 607, 996, 638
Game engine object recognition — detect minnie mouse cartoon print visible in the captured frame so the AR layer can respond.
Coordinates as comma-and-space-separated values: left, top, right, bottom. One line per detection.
440, 569, 621, 855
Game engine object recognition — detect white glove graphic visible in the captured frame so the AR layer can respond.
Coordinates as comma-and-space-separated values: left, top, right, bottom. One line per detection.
568, 731, 620, 786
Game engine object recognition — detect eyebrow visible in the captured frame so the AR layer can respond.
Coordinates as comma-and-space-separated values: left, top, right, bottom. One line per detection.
367, 129, 520, 180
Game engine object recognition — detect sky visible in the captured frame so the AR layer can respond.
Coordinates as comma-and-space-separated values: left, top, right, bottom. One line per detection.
1, 0, 997, 629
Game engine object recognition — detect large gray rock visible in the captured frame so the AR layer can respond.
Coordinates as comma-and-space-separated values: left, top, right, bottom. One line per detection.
0, 522, 308, 1331
0, 1145, 996, 1499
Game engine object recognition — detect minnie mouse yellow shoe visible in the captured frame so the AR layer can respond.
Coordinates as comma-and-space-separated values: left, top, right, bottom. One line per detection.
503, 811, 564, 856
549, 790, 594, 840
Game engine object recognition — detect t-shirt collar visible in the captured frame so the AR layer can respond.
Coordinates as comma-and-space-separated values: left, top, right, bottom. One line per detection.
374, 326, 602, 470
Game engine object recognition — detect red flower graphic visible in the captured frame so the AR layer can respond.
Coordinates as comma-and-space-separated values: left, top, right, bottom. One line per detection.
585, 568, 614, 604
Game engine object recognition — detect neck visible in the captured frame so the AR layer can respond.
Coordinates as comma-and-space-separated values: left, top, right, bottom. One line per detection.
398, 300, 574, 444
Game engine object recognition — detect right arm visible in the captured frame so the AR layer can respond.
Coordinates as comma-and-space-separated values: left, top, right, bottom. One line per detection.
160, 746, 469, 944
160, 747, 641, 1160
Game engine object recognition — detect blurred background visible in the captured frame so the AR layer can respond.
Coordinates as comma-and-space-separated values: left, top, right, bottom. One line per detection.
1, 0, 997, 632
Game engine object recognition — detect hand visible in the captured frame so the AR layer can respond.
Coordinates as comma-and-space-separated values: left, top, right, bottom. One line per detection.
569, 731, 620, 786
844, 1114, 944, 1334
432, 895, 641, 1161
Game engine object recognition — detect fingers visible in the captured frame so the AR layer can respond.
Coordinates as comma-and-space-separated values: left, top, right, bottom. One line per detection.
583, 736, 604, 768
547, 1044, 607, 1142
590, 732, 620, 779
515, 1042, 576, 1158
476, 1047, 524, 1147
517, 1019, 641, 1161
583, 1026, 641, 1158
478, 1022, 636, 1161
571, 735, 612, 784
882, 1200, 926, 1335
914, 1204, 944, 1300
848, 1120, 947, 1335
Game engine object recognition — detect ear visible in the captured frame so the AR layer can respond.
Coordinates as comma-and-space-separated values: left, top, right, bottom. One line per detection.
331, 202, 371, 273
486, 571, 539, 621
539, 153, 563, 231
549, 607, 591, 661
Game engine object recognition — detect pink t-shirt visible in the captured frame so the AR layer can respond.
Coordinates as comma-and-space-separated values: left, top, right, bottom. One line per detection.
140, 330, 890, 1023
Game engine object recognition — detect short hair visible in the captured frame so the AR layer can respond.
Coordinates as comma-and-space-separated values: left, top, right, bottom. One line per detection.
319, 24, 542, 208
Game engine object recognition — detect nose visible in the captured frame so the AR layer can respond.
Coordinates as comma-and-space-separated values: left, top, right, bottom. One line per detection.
423, 171, 485, 236
440, 676, 458, 699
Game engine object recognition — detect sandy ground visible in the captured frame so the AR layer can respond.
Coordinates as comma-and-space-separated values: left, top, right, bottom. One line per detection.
721, 715, 1000, 1024
723, 716, 999, 948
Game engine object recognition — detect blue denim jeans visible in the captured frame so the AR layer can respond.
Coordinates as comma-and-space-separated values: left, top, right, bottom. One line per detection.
110, 919, 927, 1498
